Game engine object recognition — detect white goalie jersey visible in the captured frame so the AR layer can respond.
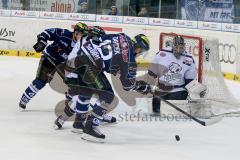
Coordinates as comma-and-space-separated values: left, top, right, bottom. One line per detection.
149, 49, 197, 93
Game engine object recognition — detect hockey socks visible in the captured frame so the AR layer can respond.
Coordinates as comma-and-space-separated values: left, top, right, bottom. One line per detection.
72, 95, 90, 133
54, 103, 75, 129
19, 79, 46, 109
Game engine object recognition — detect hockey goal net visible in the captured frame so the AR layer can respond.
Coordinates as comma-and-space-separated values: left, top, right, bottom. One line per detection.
159, 32, 240, 117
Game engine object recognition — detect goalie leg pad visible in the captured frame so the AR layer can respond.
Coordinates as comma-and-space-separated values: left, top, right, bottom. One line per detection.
165, 91, 188, 100
152, 96, 161, 113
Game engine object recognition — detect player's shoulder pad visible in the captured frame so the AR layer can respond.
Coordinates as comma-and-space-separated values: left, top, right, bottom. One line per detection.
50, 28, 65, 34
100, 34, 115, 41
119, 32, 127, 36
124, 34, 132, 42
182, 52, 195, 65
45, 28, 57, 33
45, 28, 66, 38
157, 49, 172, 57
61, 29, 73, 37
119, 33, 129, 37
63, 29, 72, 34
160, 49, 173, 53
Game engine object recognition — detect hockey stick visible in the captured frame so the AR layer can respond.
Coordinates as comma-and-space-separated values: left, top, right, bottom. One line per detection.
212, 110, 240, 117
190, 98, 240, 117
157, 96, 223, 126
44, 54, 65, 80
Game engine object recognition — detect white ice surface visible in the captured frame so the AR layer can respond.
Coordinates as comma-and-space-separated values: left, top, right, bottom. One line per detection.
0, 56, 240, 160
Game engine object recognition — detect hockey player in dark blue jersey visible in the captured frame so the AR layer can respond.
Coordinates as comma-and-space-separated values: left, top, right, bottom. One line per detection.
62, 33, 152, 142
19, 22, 89, 110
54, 26, 117, 132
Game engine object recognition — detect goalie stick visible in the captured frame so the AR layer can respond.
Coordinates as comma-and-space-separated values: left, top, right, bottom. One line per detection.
212, 110, 240, 117
157, 96, 223, 126
190, 98, 240, 117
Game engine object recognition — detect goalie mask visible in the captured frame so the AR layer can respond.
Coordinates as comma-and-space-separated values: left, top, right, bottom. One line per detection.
172, 35, 185, 59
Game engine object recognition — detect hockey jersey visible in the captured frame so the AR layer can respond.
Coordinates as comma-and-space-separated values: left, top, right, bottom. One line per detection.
67, 33, 137, 91
66, 36, 90, 79
149, 49, 197, 93
38, 28, 76, 64
96, 33, 137, 91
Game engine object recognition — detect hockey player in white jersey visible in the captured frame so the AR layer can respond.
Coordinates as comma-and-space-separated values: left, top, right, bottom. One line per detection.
149, 35, 197, 116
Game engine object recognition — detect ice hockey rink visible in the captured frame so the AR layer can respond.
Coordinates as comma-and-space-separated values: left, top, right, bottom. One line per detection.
0, 56, 240, 160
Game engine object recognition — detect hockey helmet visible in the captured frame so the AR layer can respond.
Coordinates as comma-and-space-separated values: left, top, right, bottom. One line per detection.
133, 34, 150, 55
74, 22, 89, 35
89, 26, 106, 37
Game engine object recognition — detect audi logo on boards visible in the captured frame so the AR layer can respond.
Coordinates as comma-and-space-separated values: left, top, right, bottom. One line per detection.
136, 18, 145, 23
80, 15, 89, 20
126, 17, 145, 23
219, 43, 237, 64
111, 17, 119, 22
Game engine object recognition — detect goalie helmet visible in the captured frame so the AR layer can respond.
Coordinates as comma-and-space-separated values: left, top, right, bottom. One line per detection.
172, 35, 185, 59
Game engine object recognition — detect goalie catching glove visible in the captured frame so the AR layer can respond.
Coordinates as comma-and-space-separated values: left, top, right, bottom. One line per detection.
185, 80, 207, 100
33, 38, 47, 53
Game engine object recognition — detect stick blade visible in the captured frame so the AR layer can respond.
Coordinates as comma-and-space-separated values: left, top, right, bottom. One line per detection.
203, 115, 224, 126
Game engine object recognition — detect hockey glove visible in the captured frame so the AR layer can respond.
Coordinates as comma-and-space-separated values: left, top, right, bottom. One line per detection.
135, 80, 151, 94
185, 80, 208, 99
33, 39, 47, 53
149, 85, 168, 97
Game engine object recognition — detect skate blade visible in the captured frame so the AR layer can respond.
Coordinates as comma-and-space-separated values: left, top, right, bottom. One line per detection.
204, 115, 224, 126
19, 107, 26, 112
53, 124, 62, 130
81, 133, 105, 143
101, 121, 118, 126
71, 128, 83, 134
150, 113, 161, 117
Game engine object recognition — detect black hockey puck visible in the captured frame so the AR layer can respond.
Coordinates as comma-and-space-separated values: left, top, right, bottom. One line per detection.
175, 135, 180, 141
